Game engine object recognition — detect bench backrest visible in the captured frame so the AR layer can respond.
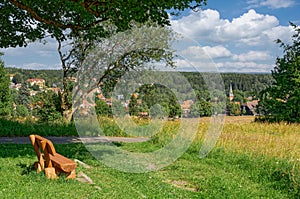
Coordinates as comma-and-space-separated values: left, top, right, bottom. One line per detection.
29, 134, 57, 168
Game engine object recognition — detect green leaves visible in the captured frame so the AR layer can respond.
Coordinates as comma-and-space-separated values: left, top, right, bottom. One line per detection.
257, 23, 300, 123
0, 58, 11, 116
1, 0, 206, 48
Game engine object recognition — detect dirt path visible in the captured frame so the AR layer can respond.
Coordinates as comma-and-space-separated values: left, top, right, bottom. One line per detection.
0, 136, 150, 144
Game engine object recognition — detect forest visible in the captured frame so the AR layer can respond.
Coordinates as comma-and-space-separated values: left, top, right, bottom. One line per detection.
5, 67, 273, 96
3, 67, 275, 119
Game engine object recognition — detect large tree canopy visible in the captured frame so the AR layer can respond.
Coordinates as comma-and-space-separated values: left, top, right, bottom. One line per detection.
257, 23, 300, 123
0, 55, 11, 116
0, 0, 207, 48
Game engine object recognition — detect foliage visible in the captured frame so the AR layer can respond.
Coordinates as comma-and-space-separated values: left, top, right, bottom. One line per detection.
6, 67, 274, 101
6, 68, 63, 88
0, 57, 11, 116
95, 99, 112, 117
138, 84, 181, 117
1, 0, 207, 48
182, 72, 274, 100
14, 83, 31, 114
227, 102, 241, 116
111, 100, 126, 117
190, 100, 212, 117
0, 117, 77, 136
31, 90, 62, 122
30, 84, 40, 91
128, 95, 140, 116
11, 72, 23, 84
257, 23, 300, 123
2, 0, 207, 122
14, 104, 29, 117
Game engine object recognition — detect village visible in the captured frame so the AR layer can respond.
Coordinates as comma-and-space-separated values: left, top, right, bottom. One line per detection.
8, 73, 260, 119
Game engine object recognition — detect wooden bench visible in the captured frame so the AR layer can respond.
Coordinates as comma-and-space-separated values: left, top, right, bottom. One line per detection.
29, 134, 77, 179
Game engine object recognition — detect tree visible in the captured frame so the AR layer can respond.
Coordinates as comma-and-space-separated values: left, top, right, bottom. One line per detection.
12, 73, 23, 84
1, 0, 207, 47
0, 56, 11, 116
190, 100, 212, 117
31, 90, 62, 122
1, 0, 207, 122
15, 82, 31, 112
227, 102, 241, 116
15, 104, 29, 117
257, 23, 300, 123
95, 99, 112, 117
129, 95, 139, 116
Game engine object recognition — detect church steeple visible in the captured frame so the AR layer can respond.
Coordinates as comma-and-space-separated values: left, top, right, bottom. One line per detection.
229, 82, 234, 101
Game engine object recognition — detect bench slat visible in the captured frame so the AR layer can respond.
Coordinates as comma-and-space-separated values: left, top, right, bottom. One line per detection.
49, 153, 77, 173
29, 134, 77, 179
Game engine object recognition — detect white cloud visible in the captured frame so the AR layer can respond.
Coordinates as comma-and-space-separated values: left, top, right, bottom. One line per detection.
233, 51, 272, 62
202, 46, 232, 59
221, 9, 279, 41
2, 38, 57, 58
5, 62, 61, 70
181, 45, 232, 59
171, 9, 283, 47
170, 8, 295, 73
247, 0, 295, 9
263, 25, 295, 44
171, 9, 228, 42
174, 58, 220, 72
216, 61, 273, 73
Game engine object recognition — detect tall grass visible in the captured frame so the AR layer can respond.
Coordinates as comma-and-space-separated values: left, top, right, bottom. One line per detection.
0, 116, 299, 197
0, 117, 78, 136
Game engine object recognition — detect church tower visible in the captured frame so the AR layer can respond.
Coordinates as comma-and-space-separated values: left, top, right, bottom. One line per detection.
229, 82, 234, 101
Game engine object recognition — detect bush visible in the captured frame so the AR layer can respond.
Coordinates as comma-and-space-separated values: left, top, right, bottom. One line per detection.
15, 105, 29, 117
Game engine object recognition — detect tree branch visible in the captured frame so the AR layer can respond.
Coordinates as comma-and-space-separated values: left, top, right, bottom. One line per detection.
8, 0, 109, 31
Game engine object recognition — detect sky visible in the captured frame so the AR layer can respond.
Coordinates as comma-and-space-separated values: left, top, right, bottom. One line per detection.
1, 0, 300, 73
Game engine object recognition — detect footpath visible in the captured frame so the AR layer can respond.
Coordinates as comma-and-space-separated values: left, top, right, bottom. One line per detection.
0, 136, 150, 144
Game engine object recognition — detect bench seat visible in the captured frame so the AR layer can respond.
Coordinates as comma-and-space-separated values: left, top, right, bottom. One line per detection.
29, 134, 77, 179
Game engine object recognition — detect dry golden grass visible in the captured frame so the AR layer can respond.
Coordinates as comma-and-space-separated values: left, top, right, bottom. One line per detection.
195, 116, 300, 161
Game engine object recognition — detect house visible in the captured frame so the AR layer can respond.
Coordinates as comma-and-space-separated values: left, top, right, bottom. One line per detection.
241, 100, 259, 115
181, 100, 194, 117
26, 78, 45, 89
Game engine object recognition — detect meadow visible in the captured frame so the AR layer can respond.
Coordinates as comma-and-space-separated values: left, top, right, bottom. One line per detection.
0, 116, 299, 198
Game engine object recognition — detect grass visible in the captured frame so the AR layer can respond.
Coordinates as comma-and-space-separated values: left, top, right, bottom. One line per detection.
0, 116, 299, 198
0, 117, 78, 137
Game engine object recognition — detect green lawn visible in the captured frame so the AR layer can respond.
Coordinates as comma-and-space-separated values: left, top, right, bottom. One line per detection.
0, 143, 298, 198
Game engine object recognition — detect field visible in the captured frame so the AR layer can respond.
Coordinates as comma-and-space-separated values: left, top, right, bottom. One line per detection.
0, 116, 299, 198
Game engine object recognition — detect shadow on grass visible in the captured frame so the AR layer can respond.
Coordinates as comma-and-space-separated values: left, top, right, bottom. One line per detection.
17, 163, 36, 175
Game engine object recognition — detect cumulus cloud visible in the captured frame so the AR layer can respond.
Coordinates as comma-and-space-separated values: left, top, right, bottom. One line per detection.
216, 61, 273, 73
247, 0, 295, 9
2, 38, 57, 58
170, 8, 295, 73
221, 10, 278, 41
171, 9, 291, 46
182, 45, 232, 59
171, 9, 228, 42
233, 51, 272, 62
263, 25, 295, 43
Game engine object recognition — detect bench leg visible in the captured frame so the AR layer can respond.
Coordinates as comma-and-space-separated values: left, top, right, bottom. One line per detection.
33, 162, 43, 173
45, 167, 58, 179
66, 169, 76, 179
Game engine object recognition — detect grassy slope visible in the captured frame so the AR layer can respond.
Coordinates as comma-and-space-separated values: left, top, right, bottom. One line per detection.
0, 116, 299, 198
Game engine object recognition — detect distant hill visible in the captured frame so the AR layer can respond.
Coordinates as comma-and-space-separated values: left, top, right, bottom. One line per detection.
5, 67, 274, 96
5, 67, 63, 87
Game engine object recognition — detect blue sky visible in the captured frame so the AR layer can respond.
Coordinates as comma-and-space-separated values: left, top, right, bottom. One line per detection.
2, 0, 300, 73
